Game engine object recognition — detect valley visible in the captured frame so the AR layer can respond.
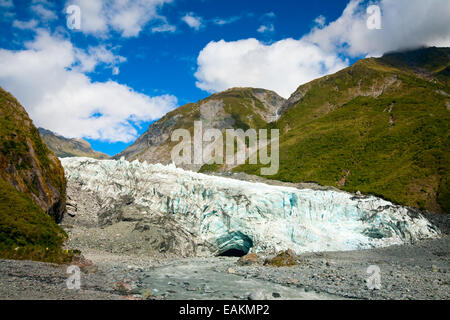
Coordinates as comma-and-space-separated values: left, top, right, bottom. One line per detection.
2, 156, 445, 300
0, 47, 449, 301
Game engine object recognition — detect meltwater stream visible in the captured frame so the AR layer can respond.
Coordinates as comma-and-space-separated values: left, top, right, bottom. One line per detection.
61, 157, 440, 255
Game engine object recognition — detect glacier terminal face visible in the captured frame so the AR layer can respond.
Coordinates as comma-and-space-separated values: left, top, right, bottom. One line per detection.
61, 157, 440, 255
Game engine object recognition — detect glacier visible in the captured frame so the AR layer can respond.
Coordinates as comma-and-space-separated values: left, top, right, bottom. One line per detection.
61, 157, 441, 256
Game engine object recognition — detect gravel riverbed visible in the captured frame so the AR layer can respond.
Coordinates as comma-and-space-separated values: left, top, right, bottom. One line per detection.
0, 235, 448, 300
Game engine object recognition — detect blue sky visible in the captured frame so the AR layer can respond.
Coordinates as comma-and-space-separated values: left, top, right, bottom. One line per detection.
0, 0, 449, 155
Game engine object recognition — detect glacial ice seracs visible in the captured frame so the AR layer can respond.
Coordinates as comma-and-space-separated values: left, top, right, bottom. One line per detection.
61, 157, 440, 255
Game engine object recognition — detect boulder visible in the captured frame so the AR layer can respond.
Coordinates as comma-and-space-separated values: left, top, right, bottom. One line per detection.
264, 249, 297, 267
248, 289, 266, 300
113, 281, 133, 294
237, 253, 260, 266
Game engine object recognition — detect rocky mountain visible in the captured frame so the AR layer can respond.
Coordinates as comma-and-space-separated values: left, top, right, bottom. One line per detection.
0, 86, 70, 262
113, 88, 285, 171
38, 128, 109, 160
115, 47, 449, 214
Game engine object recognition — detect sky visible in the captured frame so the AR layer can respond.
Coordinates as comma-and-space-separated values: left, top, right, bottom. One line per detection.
0, 0, 449, 156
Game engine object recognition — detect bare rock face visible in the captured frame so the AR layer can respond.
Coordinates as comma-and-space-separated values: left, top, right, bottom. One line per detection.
113, 88, 286, 171
0, 87, 66, 222
112, 114, 182, 165
276, 85, 310, 117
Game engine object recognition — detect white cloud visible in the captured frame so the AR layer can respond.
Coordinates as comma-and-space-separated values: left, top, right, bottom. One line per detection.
31, 3, 57, 21
68, 0, 174, 38
194, 0, 450, 98
0, 30, 177, 142
213, 16, 242, 26
261, 12, 276, 19
70, 0, 107, 35
307, 0, 450, 57
73, 45, 126, 73
13, 19, 39, 30
257, 24, 274, 34
314, 15, 326, 27
195, 38, 348, 98
257, 11, 276, 34
152, 19, 176, 33
182, 12, 203, 30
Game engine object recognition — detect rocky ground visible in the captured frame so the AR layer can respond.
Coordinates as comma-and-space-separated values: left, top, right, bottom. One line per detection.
0, 233, 448, 300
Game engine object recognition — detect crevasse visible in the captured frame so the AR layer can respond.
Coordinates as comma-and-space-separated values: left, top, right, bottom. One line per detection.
61, 157, 440, 255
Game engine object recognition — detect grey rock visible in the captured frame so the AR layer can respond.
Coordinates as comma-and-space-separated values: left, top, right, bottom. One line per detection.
248, 290, 266, 300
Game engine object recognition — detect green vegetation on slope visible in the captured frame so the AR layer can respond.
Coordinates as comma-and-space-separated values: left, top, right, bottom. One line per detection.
0, 87, 72, 262
235, 48, 450, 213
0, 179, 74, 263
0, 87, 66, 221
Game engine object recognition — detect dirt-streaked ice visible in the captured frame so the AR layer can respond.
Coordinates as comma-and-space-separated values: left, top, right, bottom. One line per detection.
61, 157, 440, 255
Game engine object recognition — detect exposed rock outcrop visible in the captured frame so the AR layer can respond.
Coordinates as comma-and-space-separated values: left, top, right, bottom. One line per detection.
113, 88, 286, 171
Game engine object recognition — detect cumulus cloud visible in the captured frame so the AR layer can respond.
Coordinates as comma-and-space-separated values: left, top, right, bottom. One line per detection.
195, 0, 450, 98
195, 38, 348, 98
67, 0, 174, 37
307, 0, 450, 56
0, 30, 177, 142
181, 13, 203, 30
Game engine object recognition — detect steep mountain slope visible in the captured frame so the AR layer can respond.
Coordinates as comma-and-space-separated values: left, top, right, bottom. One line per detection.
0, 87, 67, 220
236, 47, 450, 214
39, 128, 109, 159
114, 88, 285, 171
0, 87, 71, 262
